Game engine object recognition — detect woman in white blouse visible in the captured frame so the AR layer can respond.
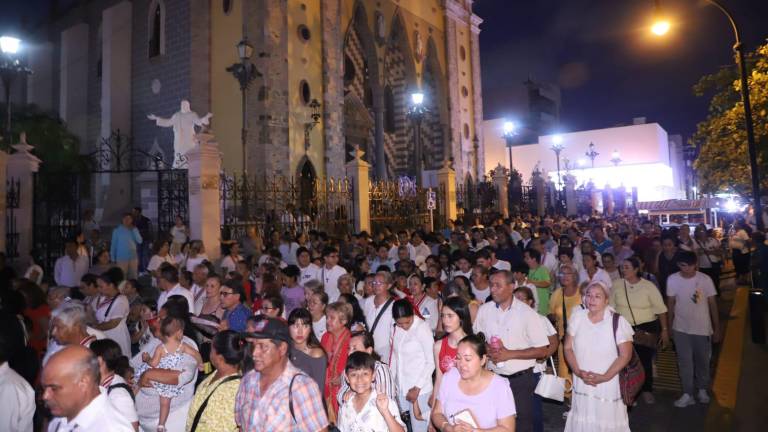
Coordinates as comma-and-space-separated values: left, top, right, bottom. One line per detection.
579, 252, 613, 292
91, 270, 132, 357
564, 281, 634, 432
389, 299, 436, 432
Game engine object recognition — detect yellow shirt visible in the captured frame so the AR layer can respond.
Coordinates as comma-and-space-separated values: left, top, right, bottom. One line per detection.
185, 372, 241, 432
610, 278, 667, 326
548, 288, 583, 336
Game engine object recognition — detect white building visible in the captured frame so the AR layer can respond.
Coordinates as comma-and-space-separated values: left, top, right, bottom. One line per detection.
482, 118, 686, 202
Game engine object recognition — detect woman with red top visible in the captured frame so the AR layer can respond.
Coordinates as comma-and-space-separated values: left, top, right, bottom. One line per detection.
430, 296, 473, 407
321, 301, 353, 421
19, 281, 51, 358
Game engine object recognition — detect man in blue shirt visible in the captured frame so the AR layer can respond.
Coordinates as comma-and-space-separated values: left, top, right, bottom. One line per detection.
110, 213, 143, 279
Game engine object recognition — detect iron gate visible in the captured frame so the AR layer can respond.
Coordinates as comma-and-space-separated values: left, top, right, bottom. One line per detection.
33, 131, 188, 275
6, 177, 20, 261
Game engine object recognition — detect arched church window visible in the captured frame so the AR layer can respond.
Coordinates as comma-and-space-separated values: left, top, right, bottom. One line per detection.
148, 0, 165, 58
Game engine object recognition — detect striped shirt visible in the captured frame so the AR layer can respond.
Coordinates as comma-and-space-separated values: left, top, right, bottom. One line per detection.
336, 359, 399, 408
235, 361, 328, 432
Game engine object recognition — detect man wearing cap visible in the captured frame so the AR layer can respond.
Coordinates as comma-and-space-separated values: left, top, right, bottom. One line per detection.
235, 317, 329, 432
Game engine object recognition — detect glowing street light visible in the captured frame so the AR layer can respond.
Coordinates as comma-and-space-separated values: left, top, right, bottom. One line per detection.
549, 135, 566, 213
1, 35, 31, 149
0, 36, 21, 55
502, 120, 518, 171
585, 142, 599, 168
649, 0, 763, 230
408, 91, 428, 186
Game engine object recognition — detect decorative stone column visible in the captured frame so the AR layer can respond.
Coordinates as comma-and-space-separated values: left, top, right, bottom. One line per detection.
604, 186, 615, 216
7, 133, 42, 263
491, 164, 510, 218
187, 132, 222, 263
436, 159, 457, 226
345, 146, 370, 233
532, 170, 546, 216
564, 174, 577, 216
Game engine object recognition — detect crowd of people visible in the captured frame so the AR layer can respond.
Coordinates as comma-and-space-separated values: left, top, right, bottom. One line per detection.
0, 208, 758, 432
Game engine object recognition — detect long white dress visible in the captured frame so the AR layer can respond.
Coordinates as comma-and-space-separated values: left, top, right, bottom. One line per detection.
95, 294, 132, 357
565, 308, 633, 432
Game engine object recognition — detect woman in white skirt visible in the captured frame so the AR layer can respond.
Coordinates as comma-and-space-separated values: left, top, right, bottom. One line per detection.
564, 281, 634, 432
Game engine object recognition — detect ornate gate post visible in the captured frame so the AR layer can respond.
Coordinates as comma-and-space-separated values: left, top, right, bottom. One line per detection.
345, 146, 370, 233
7, 134, 41, 266
187, 132, 222, 262
0, 149, 7, 257
491, 164, 510, 218
436, 159, 457, 227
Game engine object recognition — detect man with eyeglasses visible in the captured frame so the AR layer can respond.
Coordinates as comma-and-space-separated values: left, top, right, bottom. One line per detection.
666, 250, 720, 408
235, 317, 328, 432
362, 271, 401, 362
219, 280, 251, 332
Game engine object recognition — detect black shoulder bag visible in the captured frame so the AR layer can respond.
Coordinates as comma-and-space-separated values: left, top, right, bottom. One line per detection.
370, 297, 395, 335
189, 374, 241, 432
623, 280, 658, 349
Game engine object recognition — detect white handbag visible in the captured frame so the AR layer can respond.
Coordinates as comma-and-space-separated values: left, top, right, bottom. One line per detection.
534, 357, 571, 402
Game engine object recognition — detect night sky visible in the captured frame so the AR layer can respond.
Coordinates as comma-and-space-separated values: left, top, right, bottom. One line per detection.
3, 0, 768, 138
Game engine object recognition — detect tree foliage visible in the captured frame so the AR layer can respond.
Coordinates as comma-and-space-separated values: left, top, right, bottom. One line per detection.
8, 104, 86, 173
691, 43, 768, 198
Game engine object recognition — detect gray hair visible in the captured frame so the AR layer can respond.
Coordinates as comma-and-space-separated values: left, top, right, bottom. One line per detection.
73, 349, 101, 383
47, 286, 71, 300
303, 279, 324, 295
375, 270, 393, 285
490, 270, 515, 286
51, 301, 87, 330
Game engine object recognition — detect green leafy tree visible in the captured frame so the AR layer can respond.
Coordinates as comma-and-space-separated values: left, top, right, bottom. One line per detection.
7, 104, 86, 173
691, 43, 768, 198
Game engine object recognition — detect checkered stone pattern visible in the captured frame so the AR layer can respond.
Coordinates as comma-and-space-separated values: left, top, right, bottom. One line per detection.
421, 56, 445, 171
383, 42, 408, 176
343, 26, 376, 165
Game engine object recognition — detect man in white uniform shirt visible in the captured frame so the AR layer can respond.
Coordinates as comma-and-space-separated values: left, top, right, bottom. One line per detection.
410, 232, 431, 263
190, 264, 209, 315
473, 271, 549, 432
362, 271, 400, 362
297, 247, 320, 286
43, 346, 134, 432
0, 335, 35, 432
54, 241, 90, 287
157, 265, 195, 313
320, 246, 347, 302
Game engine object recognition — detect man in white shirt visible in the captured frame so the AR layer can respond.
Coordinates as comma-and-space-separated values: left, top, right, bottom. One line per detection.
0, 336, 35, 432
371, 243, 397, 272
476, 247, 511, 272
219, 242, 244, 275
54, 241, 90, 287
531, 238, 558, 274
131, 306, 199, 431
157, 265, 195, 313
297, 247, 320, 286
389, 231, 415, 261
190, 264, 209, 315
44, 301, 107, 366
362, 271, 400, 362
410, 232, 431, 263
320, 246, 347, 302
666, 251, 720, 408
43, 346, 134, 432
473, 271, 549, 432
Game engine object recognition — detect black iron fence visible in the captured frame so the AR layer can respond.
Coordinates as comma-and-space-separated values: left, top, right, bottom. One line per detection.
6, 177, 20, 261
456, 180, 498, 226
220, 173, 354, 242
369, 177, 439, 234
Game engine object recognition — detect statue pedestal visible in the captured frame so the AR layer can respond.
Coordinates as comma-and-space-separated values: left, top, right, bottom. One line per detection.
491, 164, 510, 218
187, 133, 222, 262
7, 140, 42, 266
436, 159, 457, 226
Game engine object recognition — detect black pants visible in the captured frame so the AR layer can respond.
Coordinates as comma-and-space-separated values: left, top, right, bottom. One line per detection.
634, 319, 661, 393
503, 369, 536, 432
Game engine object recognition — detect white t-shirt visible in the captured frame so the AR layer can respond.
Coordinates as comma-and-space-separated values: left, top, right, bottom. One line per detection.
320, 264, 347, 302
148, 254, 176, 272
492, 259, 512, 271
667, 272, 717, 336
0, 362, 35, 432
95, 294, 132, 357
471, 283, 491, 303
23, 264, 44, 285
102, 374, 138, 424
363, 296, 397, 362
170, 225, 188, 245
299, 263, 321, 286
279, 242, 301, 266
157, 284, 196, 315
534, 315, 557, 373
414, 295, 440, 333
337, 390, 405, 432
220, 254, 243, 275
312, 315, 327, 340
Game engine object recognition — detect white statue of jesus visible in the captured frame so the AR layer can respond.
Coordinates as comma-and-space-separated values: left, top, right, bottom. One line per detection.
147, 100, 212, 167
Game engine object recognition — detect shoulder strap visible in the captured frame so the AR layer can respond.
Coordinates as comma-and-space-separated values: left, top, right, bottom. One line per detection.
370, 297, 395, 334
561, 290, 568, 335
288, 373, 308, 423
623, 280, 637, 326
107, 383, 135, 402
612, 313, 620, 357
104, 295, 119, 317
189, 374, 241, 432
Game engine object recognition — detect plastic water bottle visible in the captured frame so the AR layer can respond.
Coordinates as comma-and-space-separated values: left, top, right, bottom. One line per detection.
490, 335, 505, 367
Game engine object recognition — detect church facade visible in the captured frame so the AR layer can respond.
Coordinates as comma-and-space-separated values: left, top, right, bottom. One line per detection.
25, 0, 485, 182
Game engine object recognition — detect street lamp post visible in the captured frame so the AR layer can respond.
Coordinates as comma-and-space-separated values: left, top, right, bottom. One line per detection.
1, 36, 31, 149
226, 31, 258, 176
303, 99, 322, 153
585, 142, 599, 168
651, 0, 763, 230
502, 121, 518, 172
550, 135, 565, 214
610, 150, 622, 167
407, 92, 427, 186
